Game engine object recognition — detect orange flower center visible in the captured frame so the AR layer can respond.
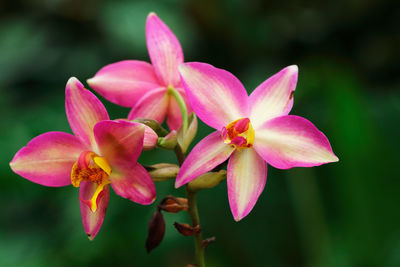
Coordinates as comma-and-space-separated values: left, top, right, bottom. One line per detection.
222, 118, 255, 149
71, 151, 111, 212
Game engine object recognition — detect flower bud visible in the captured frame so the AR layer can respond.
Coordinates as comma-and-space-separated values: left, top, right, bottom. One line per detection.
178, 113, 198, 154
159, 195, 188, 213
145, 209, 165, 253
157, 130, 177, 150
147, 163, 180, 181
143, 126, 158, 150
173, 222, 201, 236
187, 170, 227, 192
133, 118, 169, 137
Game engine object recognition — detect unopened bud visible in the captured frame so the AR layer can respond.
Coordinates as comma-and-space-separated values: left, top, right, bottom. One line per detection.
188, 170, 227, 192
143, 126, 158, 150
173, 222, 201, 236
158, 131, 177, 150
133, 118, 169, 137
147, 163, 180, 181
145, 209, 165, 253
159, 195, 188, 213
178, 113, 198, 154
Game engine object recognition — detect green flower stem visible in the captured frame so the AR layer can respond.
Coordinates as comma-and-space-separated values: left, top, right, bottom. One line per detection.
168, 86, 188, 133
174, 146, 205, 267
186, 186, 205, 267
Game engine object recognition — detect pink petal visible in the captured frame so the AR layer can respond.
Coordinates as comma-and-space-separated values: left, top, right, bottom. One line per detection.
249, 65, 298, 129
143, 126, 158, 150
65, 77, 109, 149
80, 181, 109, 240
127, 87, 168, 124
253, 115, 339, 169
110, 163, 156, 205
227, 148, 267, 221
87, 60, 161, 107
166, 89, 192, 131
175, 131, 235, 188
146, 12, 183, 87
179, 62, 249, 130
10, 132, 85, 187
93, 120, 145, 171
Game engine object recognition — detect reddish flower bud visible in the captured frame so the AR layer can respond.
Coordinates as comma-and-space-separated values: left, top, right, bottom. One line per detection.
159, 195, 188, 213
145, 209, 165, 253
173, 222, 201, 236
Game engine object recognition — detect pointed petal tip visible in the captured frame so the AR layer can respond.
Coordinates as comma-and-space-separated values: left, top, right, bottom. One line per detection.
174, 179, 183, 189
233, 211, 249, 222
9, 158, 16, 167
320, 151, 339, 164
233, 207, 250, 221
9, 159, 20, 175
67, 77, 79, 85
331, 154, 339, 162
87, 233, 95, 241
86, 77, 95, 86
286, 65, 298, 73
148, 12, 157, 18
283, 65, 298, 79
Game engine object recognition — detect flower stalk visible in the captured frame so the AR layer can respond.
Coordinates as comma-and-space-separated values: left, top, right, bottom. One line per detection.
185, 186, 205, 267
171, 89, 206, 267
174, 146, 206, 267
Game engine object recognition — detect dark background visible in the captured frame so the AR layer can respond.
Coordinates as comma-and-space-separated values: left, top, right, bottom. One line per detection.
1, 0, 399, 266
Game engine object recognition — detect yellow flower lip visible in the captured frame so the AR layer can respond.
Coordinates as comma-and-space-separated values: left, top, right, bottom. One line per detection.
222, 118, 255, 149
71, 151, 112, 212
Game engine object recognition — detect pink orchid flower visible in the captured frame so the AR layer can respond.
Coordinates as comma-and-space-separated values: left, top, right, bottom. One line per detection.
10, 77, 156, 239
176, 62, 339, 221
87, 12, 191, 131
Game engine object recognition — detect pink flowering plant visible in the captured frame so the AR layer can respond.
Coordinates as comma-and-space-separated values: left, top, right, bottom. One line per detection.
9, 12, 338, 267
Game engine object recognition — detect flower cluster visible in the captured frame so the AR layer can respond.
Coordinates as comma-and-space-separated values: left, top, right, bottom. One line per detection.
10, 12, 338, 242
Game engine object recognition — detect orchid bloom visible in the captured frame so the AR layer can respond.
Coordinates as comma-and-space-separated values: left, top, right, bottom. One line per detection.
10, 78, 156, 239
87, 12, 191, 131
176, 63, 338, 221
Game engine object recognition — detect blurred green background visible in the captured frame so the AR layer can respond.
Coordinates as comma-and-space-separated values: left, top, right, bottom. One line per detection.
1, 0, 399, 266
